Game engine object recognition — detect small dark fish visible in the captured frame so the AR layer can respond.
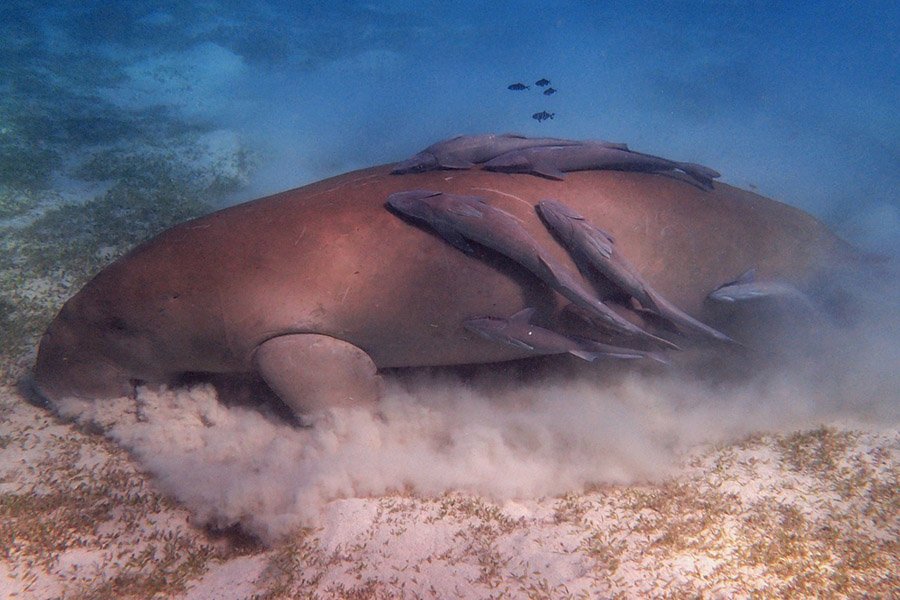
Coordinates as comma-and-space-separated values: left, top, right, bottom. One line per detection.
532, 111, 555, 122
508, 83, 530, 90
543, 87, 557, 96
535, 78, 551, 87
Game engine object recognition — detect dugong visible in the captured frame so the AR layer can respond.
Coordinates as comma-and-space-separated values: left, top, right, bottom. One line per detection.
33, 151, 857, 418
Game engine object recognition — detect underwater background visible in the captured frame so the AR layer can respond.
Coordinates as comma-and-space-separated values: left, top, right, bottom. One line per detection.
3, 0, 898, 367
0, 1, 898, 598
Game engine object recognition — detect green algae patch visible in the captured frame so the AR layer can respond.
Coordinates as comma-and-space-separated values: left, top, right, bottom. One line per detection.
0, 132, 255, 381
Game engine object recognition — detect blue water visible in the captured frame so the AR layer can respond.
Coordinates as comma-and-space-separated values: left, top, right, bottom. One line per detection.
3, 0, 898, 251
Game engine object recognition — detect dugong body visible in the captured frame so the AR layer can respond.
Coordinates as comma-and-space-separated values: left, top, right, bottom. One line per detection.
33, 164, 856, 417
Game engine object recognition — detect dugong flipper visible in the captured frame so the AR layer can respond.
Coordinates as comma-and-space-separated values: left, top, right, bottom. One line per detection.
253, 334, 382, 417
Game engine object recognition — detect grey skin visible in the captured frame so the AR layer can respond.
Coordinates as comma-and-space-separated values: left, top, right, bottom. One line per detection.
483, 143, 720, 189
386, 190, 677, 349
537, 199, 735, 344
390, 134, 625, 175
464, 308, 669, 364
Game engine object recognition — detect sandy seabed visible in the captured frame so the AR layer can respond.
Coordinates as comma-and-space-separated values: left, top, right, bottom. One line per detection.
1, 374, 897, 599
2, 9, 897, 592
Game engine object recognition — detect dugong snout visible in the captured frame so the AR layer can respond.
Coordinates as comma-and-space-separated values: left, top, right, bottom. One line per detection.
33, 304, 136, 405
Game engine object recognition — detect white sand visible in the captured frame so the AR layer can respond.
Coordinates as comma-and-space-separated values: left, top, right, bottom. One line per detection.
1, 374, 897, 598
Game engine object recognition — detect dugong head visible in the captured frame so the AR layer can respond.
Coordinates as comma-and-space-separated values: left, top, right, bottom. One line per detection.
32, 299, 136, 405
32, 274, 173, 406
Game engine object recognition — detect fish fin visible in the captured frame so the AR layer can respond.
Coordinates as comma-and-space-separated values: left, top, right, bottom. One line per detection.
585, 228, 614, 259
505, 337, 535, 351
713, 269, 756, 292
536, 254, 566, 287
447, 203, 484, 218
645, 351, 672, 366
604, 352, 647, 360
532, 163, 566, 180
576, 338, 671, 364
643, 289, 737, 344
712, 280, 808, 304
593, 226, 615, 244
678, 162, 721, 180
537, 199, 585, 221
390, 159, 425, 175
736, 268, 757, 284
508, 307, 537, 323
570, 348, 645, 362
433, 223, 476, 254
708, 282, 769, 303
387, 189, 443, 203
669, 162, 719, 189
707, 287, 737, 303
439, 156, 477, 170
568, 350, 599, 362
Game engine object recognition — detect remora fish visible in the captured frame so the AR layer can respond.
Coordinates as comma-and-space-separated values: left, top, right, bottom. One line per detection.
537, 199, 735, 344
386, 190, 677, 348
708, 269, 817, 310
484, 143, 720, 189
391, 133, 582, 174
464, 307, 668, 363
